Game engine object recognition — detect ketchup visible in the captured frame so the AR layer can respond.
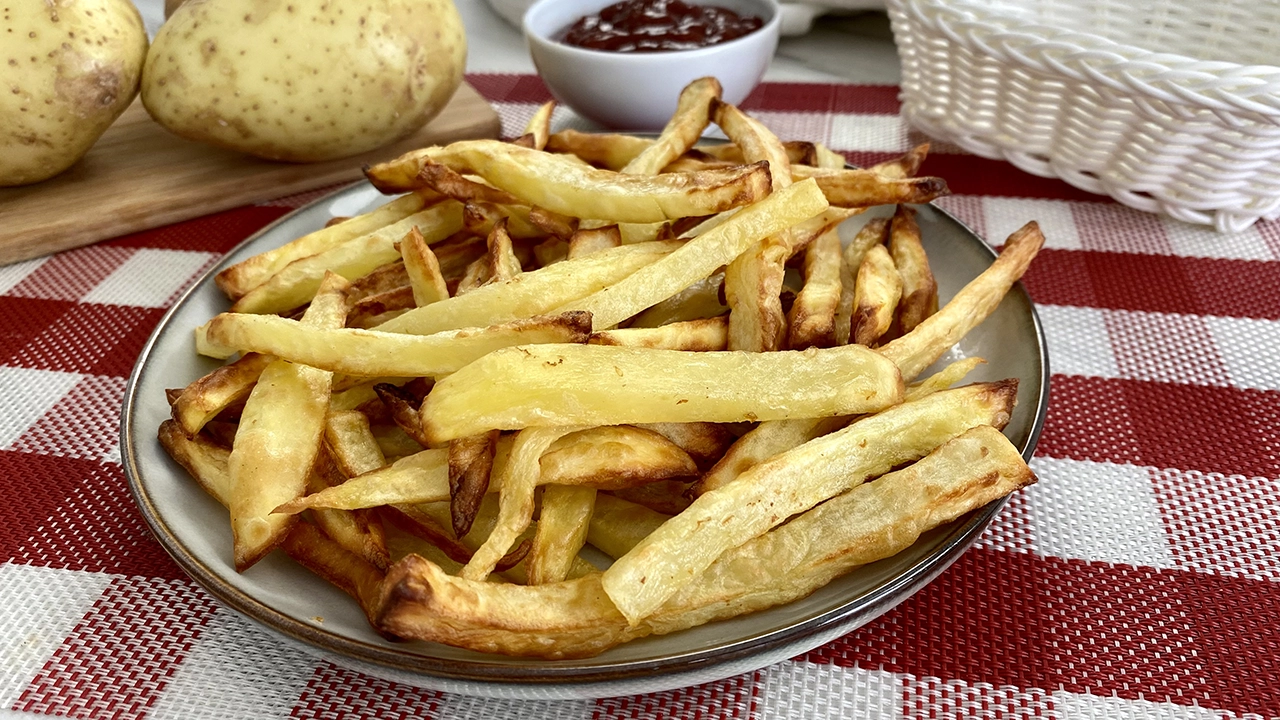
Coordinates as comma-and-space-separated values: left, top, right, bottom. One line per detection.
560, 0, 765, 53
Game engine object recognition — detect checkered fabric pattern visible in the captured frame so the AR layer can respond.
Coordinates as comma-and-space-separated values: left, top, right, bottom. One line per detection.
1, 74, 1278, 719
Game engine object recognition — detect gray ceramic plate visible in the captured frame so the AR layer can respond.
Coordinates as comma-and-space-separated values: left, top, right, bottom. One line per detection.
121, 183, 1049, 700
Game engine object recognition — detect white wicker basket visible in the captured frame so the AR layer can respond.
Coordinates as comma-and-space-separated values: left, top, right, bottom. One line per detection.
884, 0, 1280, 232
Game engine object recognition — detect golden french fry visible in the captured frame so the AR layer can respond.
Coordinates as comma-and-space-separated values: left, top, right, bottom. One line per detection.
871, 143, 929, 179
204, 311, 593, 378
307, 451, 392, 571
810, 142, 846, 170
724, 237, 788, 351
485, 217, 523, 282
171, 352, 273, 438
280, 522, 388, 629
367, 140, 773, 223
346, 260, 410, 304
627, 273, 726, 328
377, 423, 1033, 657
786, 225, 843, 350
602, 380, 1017, 624
400, 227, 450, 307
534, 237, 570, 266
622, 77, 720, 176
228, 273, 348, 570
347, 285, 415, 329
417, 161, 523, 205
375, 241, 682, 336
421, 342, 903, 444
851, 244, 903, 347
230, 201, 464, 315
460, 201, 543, 239
372, 424, 426, 460
528, 207, 578, 239
215, 192, 431, 301
712, 99, 791, 191
791, 165, 949, 208
527, 485, 597, 585
159, 419, 232, 504
514, 100, 556, 150
904, 356, 986, 401
878, 221, 1045, 381
568, 225, 622, 259
447, 430, 499, 538
587, 493, 670, 560
324, 409, 388, 478
889, 205, 938, 334
691, 416, 846, 497
461, 426, 584, 582
540, 425, 698, 489
559, 179, 829, 330
454, 255, 490, 296
588, 316, 727, 351
275, 447, 451, 513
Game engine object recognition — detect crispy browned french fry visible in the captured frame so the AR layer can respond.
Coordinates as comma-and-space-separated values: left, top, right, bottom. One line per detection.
347, 285, 415, 329
377, 422, 1033, 657
485, 218, 523, 283
216, 192, 432, 300
307, 450, 391, 571
878, 221, 1045, 381
851, 244, 903, 347
171, 353, 273, 438
608, 480, 692, 516
229, 201, 464, 316
460, 201, 543, 240
400, 227, 449, 308
346, 260, 410, 304
635, 422, 736, 469
373, 383, 432, 448
712, 99, 791, 191
586, 493, 670, 559
546, 129, 656, 171
205, 311, 593, 379
787, 226, 843, 350
588, 316, 727, 351
724, 237, 788, 352
421, 342, 903, 443
447, 430, 499, 539
560, 179, 829, 330
159, 419, 232, 503
228, 273, 349, 571
834, 217, 889, 345
527, 485, 597, 585
602, 380, 1017, 624
810, 142, 846, 170
540, 425, 698, 489
528, 207, 578, 239
533, 237, 570, 266
888, 205, 937, 334
567, 225, 623, 259
417, 161, 523, 205
791, 165, 949, 208
871, 143, 929, 179
279, 522, 387, 629
366, 141, 773, 223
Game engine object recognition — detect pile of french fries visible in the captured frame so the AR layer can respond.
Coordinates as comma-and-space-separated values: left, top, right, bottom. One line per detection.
158, 77, 1046, 659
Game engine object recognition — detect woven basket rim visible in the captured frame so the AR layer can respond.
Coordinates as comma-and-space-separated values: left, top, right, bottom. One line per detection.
898, 0, 1280, 116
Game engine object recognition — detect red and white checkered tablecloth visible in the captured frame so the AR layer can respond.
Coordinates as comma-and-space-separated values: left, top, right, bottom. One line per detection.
2, 74, 1278, 720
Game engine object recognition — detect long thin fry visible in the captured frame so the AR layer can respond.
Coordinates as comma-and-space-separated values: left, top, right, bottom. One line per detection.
889, 205, 938, 334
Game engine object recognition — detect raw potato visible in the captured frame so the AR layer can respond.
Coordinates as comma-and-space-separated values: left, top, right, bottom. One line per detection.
142, 0, 466, 162
1, 0, 148, 186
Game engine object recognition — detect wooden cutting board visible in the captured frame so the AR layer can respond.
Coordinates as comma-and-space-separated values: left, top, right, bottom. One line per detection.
0, 82, 501, 265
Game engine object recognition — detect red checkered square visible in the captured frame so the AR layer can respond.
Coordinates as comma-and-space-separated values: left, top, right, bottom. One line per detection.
902, 677, 1053, 719
5, 303, 164, 376
1153, 468, 1280, 582
593, 671, 759, 720
11, 374, 126, 462
291, 661, 444, 719
4, 245, 136, 302
3, 450, 180, 578
14, 576, 218, 720
1033, 375, 1144, 466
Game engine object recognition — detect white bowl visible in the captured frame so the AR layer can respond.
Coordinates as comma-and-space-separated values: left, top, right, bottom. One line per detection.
523, 0, 781, 131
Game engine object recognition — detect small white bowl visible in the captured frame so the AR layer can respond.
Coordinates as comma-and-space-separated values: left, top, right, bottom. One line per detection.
523, 0, 781, 131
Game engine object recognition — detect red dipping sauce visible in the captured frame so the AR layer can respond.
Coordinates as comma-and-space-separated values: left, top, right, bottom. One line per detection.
560, 0, 765, 53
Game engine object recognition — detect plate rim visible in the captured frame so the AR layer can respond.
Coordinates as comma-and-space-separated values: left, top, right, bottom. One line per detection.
120, 180, 1050, 693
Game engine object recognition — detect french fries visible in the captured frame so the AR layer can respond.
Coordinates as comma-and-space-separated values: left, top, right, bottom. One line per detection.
159, 77, 1047, 661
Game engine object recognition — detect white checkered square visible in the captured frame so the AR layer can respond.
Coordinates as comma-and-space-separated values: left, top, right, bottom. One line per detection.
1162, 217, 1274, 261
0, 563, 113, 707
147, 609, 317, 720
749, 110, 833, 145
0, 256, 48, 295
441, 696, 592, 720
0, 367, 83, 448
984, 198, 1082, 250
80, 249, 216, 308
829, 113, 910, 153
10, 374, 126, 462
758, 661, 903, 720
1205, 315, 1280, 391
1050, 690, 1229, 719
1026, 457, 1176, 569
1035, 305, 1119, 379
1152, 468, 1280, 583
